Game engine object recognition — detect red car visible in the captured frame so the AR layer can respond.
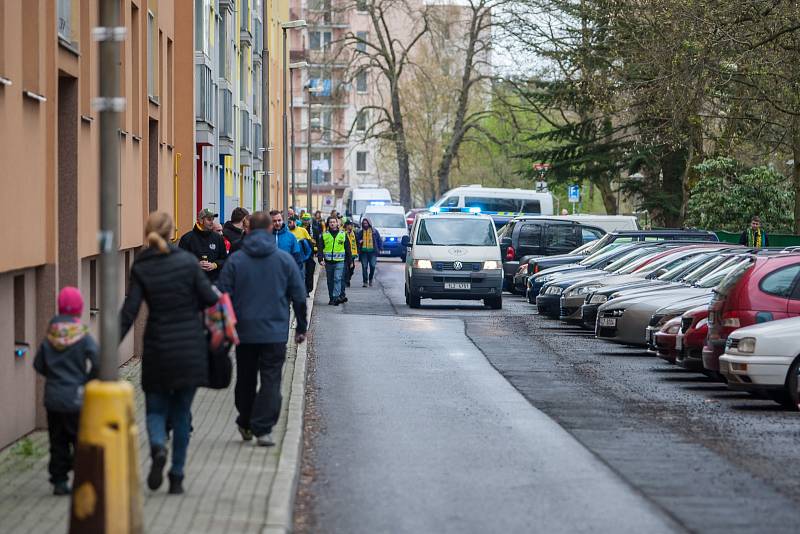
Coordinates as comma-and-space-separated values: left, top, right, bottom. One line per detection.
654, 316, 682, 363
703, 254, 800, 376
674, 305, 709, 371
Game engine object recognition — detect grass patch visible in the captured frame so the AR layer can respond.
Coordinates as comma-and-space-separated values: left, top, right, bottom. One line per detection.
11, 438, 45, 459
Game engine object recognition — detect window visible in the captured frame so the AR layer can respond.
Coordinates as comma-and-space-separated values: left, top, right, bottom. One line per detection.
130, 5, 140, 131
194, 0, 204, 51
442, 195, 459, 207
240, 0, 251, 32
356, 71, 367, 92
220, 88, 233, 138
546, 225, 579, 250
310, 110, 331, 131
356, 31, 367, 52
23, 0, 41, 92
89, 259, 98, 311
239, 48, 246, 100
147, 11, 157, 99
57, 0, 78, 47
240, 109, 251, 151
463, 196, 541, 214
309, 30, 332, 50
760, 264, 800, 298
356, 0, 368, 11
582, 227, 604, 243
196, 64, 214, 123
356, 110, 367, 132
356, 151, 368, 172
311, 151, 332, 184
13, 275, 25, 343
518, 224, 541, 247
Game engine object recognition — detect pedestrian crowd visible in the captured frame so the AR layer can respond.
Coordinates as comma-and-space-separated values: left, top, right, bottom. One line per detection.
33, 203, 382, 498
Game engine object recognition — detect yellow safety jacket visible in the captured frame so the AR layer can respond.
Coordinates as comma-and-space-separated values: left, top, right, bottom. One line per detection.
322, 231, 347, 262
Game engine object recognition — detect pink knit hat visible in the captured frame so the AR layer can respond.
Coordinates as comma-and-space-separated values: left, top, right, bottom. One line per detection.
58, 286, 84, 316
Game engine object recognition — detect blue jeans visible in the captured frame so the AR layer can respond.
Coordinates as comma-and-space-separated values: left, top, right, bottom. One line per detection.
360, 251, 378, 283
325, 261, 345, 301
145, 387, 196, 476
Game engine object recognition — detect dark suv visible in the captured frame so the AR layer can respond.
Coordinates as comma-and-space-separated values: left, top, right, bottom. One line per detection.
499, 217, 605, 291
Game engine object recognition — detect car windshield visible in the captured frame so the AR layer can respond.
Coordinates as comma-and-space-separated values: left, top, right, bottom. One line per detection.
366, 213, 407, 228
579, 242, 631, 265
416, 218, 497, 246
695, 258, 751, 288
658, 253, 714, 281
614, 250, 674, 274
712, 257, 755, 294
354, 200, 391, 214
605, 248, 661, 273
678, 255, 735, 284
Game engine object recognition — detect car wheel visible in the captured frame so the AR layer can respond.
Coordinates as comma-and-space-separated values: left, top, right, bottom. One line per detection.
783, 358, 800, 410
485, 296, 502, 310
409, 292, 421, 309
526, 290, 536, 305
404, 284, 410, 305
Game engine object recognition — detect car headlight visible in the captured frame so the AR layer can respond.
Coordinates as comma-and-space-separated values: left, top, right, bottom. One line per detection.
589, 294, 608, 304
413, 259, 432, 269
737, 337, 756, 354
484, 260, 501, 270
666, 323, 681, 335
545, 286, 563, 295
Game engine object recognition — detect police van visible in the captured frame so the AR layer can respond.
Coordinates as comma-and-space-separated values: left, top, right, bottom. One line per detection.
362, 204, 409, 261
403, 210, 503, 309
430, 185, 554, 227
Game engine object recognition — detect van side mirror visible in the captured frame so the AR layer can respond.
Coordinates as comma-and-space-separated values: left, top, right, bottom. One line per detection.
401, 235, 410, 248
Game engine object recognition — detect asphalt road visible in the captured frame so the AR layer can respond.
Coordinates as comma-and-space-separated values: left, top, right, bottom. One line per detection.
295, 260, 800, 534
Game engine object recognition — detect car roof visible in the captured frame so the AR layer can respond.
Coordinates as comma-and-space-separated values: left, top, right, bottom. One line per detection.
612, 229, 715, 235
418, 211, 494, 221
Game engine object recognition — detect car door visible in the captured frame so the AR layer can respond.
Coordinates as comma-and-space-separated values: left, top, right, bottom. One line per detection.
544, 223, 580, 255
783, 265, 800, 316
758, 263, 800, 319
581, 225, 605, 244
516, 222, 543, 258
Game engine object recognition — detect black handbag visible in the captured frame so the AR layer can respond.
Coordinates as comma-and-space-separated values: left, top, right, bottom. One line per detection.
207, 341, 233, 389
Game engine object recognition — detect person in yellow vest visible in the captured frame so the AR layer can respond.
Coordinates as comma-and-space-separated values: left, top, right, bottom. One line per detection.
344, 220, 359, 289
288, 216, 316, 296
317, 216, 352, 305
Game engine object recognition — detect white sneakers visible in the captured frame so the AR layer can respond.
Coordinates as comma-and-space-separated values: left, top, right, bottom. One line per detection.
256, 433, 275, 447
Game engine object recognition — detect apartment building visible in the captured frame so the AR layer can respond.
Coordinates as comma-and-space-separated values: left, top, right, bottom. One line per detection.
0, 0, 193, 449
194, 0, 289, 220
287, 0, 384, 212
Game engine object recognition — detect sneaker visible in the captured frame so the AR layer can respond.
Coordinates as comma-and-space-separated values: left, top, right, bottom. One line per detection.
369, 281, 373, 287
167, 473, 184, 495
332, 299, 340, 306
362, 283, 368, 288
147, 445, 168, 491
238, 426, 253, 441
328, 299, 335, 305
53, 481, 71, 496
256, 434, 275, 447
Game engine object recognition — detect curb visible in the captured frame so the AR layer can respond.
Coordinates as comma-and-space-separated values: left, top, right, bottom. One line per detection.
262, 270, 319, 534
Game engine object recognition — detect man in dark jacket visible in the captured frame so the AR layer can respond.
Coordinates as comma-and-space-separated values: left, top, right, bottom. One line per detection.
179, 208, 228, 282
739, 216, 769, 248
217, 211, 308, 446
34, 287, 99, 495
270, 210, 304, 267
223, 207, 249, 252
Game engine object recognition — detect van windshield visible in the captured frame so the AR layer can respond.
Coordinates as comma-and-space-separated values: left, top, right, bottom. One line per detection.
464, 196, 541, 214
366, 213, 406, 228
354, 200, 391, 215
416, 218, 497, 246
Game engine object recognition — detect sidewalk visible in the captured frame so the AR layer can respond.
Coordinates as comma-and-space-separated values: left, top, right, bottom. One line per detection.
0, 288, 315, 534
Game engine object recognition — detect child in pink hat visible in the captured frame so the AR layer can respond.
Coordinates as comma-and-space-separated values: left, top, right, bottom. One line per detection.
33, 287, 99, 495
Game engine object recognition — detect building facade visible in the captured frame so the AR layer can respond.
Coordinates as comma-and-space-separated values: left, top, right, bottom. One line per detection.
194, 0, 289, 220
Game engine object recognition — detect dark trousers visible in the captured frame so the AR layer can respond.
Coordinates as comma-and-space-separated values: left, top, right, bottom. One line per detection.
360, 251, 378, 283
235, 343, 287, 437
46, 410, 79, 484
304, 257, 316, 293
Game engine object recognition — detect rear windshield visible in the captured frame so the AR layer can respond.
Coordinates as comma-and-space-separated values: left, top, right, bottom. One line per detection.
416, 218, 497, 246
605, 248, 662, 272
679, 255, 735, 284
579, 242, 632, 265
712, 258, 755, 294
464, 196, 541, 214
658, 253, 714, 281
366, 213, 406, 228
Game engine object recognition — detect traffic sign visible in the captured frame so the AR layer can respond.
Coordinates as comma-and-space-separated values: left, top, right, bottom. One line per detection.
533, 163, 551, 172
568, 185, 580, 203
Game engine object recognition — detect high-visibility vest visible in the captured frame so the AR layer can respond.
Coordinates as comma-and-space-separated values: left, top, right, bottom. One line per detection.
322, 231, 347, 262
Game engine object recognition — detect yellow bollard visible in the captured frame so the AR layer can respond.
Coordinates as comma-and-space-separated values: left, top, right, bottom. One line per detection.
69, 380, 142, 534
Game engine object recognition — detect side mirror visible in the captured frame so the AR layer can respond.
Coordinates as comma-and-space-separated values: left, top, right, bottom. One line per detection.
401, 235, 410, 248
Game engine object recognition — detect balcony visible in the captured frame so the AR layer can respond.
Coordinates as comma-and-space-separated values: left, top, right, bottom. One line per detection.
307, 10, 350, 29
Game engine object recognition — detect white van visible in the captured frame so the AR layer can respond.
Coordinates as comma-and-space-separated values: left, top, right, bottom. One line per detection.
549, 214, 639, 233
339, 185, 393, 223
403, 211, 503, 309
362, 205, 409, 261
431, 185, 554, 226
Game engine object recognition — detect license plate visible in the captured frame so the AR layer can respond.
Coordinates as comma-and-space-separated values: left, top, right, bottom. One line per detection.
379, 250, 391, 255
598, 317, 616, 327
675, 334, 683, 351
444, 282, 471, 290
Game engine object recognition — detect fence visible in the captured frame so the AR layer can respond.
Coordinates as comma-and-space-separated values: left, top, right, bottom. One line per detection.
715, 231, 800, 247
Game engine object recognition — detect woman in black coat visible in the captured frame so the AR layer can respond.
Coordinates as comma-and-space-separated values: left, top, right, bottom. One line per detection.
120, 212, 219, 495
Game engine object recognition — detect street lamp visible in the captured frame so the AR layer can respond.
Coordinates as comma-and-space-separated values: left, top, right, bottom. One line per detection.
281, 19, 307, 220
289, 61, 309, 212
306, 83, 323, 213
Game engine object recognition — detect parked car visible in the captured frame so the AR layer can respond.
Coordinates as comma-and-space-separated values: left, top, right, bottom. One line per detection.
674, 305, 711, 371
654, 316, 683, 363
499, 217, 606, 291
720, 316, 800, 408
363, 204, 409, 261
703, 253, 800, 376
405, 208, 427, 230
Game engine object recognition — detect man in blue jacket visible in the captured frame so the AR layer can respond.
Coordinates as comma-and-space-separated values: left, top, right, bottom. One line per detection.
270, 210, 303, 268
217, 212, 308, 446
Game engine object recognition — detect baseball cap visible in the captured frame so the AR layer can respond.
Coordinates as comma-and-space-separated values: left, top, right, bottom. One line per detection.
301, 213, 312, 220
198, 208, 218, 219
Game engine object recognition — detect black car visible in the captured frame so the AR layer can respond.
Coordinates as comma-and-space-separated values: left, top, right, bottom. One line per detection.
499, 217, 606, 291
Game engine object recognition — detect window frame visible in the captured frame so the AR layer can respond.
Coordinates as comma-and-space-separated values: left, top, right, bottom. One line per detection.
760, 264, 800, 299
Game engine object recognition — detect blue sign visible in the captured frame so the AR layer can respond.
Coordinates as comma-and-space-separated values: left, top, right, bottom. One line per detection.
568, 185, 580, 203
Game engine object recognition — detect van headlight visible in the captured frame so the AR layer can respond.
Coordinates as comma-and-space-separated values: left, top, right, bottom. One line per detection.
413, 259, 432, 269
737, 337, 756, 354
483, 260, 500, 270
